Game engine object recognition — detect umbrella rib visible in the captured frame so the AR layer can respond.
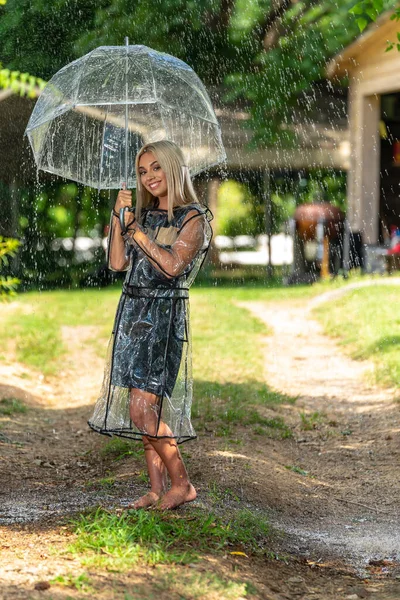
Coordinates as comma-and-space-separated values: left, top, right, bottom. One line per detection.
147, 51, 158, 103
98, 104, 110, 191
74, 49, 94, 105
25, 105, 72, 132
156, 100, 219, 125
165, 68, 217, 123
69, 100, 218, 125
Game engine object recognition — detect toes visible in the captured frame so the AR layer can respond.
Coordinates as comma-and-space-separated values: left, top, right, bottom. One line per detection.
127, 492, 160, 510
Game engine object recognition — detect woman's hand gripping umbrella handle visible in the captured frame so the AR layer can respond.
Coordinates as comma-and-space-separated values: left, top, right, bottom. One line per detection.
118, 183, 135, 235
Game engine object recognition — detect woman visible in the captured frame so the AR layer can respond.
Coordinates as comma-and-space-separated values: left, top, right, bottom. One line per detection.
88, 140, 213, 510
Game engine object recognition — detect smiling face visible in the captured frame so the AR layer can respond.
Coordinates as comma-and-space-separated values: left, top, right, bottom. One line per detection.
138, 150, 168, 200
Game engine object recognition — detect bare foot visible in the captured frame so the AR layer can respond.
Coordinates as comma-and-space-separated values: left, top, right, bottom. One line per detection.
127, 491, 161, 510
156, 483, 197, 510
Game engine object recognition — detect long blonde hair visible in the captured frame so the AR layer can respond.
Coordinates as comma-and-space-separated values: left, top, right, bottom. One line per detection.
135, 140, 199, 222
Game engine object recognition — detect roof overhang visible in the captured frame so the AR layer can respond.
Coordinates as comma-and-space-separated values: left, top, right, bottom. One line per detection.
327, 9, 396, 79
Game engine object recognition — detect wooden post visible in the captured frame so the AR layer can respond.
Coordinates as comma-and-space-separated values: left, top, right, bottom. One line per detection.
205, 177, 220, 266
321, 236, 330, 279
262, 168, 273, 279
348, 86, 380, 245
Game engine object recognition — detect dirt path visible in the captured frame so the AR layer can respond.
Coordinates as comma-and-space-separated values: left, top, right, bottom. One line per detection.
241, 283, 400, 575
2, 286, 400, 599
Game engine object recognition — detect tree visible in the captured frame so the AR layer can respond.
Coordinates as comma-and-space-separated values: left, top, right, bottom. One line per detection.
349, 0, 400, 53
0, 236, 19, 298
72, 0, 397, 145
3, 0, 395, 145
0, 0, 46, 96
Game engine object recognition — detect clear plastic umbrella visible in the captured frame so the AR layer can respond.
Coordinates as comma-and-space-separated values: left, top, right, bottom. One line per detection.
25, 40, 226, 189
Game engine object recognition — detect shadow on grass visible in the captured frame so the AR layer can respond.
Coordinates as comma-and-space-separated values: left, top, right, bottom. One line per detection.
362, 335, 400, 357
193, 379, 295, 438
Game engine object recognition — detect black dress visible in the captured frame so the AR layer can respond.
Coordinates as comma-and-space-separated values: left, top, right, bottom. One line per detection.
88, 203, 213, 444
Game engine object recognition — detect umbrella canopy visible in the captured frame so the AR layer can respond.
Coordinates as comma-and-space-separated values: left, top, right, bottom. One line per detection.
25, 44, 226, 189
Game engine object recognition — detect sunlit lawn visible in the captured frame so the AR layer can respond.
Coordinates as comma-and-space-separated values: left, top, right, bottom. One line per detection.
0, 281, 320, 435
314, 284, 400, 388
1, 275, 378, 435
0, 283, 320, 380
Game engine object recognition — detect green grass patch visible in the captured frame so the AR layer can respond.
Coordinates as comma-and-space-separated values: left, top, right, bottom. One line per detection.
86, 477, 116, 490
285, 465, 309, 477
0, 397, 27, 416
314, 284, 400, 387
50, 572, 92, 592
100, 437, 145, 461
0, 287, 118, 373
207, 482, 240, 504
67, 506, 270, 571
300, 411, 325, 431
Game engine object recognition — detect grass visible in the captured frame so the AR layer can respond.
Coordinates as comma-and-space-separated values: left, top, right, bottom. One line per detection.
0, 397, 27, 416
100, 437, 145, 461
314, 284, 400, 388
0, 287, 118, 373
207, 482, 240, 504
50, 572, 92, 592
0, 284, 301, 437
300, 411, 325, 431
285, 465, 309, 477
86, 477, 116, 490
67, 506, 270, 571
0, 281, 319, 376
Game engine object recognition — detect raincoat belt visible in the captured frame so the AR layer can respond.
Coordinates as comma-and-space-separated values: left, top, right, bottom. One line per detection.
122, 284, 189, 300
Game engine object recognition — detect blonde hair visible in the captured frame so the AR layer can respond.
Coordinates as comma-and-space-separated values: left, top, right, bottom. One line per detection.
135, 140, 199, 222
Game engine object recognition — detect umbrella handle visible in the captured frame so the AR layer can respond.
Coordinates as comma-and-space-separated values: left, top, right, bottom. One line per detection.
119, 206, 129, 233
119, 206, 135, 234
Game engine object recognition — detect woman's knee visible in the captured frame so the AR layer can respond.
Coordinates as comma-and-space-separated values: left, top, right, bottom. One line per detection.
129, 388, 159, 432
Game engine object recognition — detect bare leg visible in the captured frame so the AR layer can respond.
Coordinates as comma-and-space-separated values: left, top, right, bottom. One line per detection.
129, 388, 196, 510
129, 437, 167, 509
148, 433, 197, 510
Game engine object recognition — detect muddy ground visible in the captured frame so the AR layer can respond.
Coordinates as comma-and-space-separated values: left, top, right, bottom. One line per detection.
1, 284, 400, 599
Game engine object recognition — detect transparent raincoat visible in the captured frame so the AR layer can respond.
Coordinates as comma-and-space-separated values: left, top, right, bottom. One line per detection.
88, 202, 213, 444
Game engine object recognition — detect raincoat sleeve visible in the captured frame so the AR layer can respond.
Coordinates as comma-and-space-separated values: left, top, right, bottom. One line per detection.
124, 209, 207, 279
106, 211, 131, 272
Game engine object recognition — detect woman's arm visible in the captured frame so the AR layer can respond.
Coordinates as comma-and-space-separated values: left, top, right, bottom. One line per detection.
107, 212, 130, 271
107, 190, 134, 271
125, 210, 208, 279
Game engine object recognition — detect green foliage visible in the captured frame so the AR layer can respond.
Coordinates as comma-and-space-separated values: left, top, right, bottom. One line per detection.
0, 0, 46, 96
349, 0, 386, 31
271, 169, 347, 233
0, 66, 45, 96
217, 180, 262, 236
217, 170, 346, 238
0, 0, 103, 80
16, 181, 113, 290
0, 236, 20, 298
349, 0, 400, 54
300, 411, 324, 430
50, 572, 92, 592
226, 0, 364, 146
0, 0, 390, 148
